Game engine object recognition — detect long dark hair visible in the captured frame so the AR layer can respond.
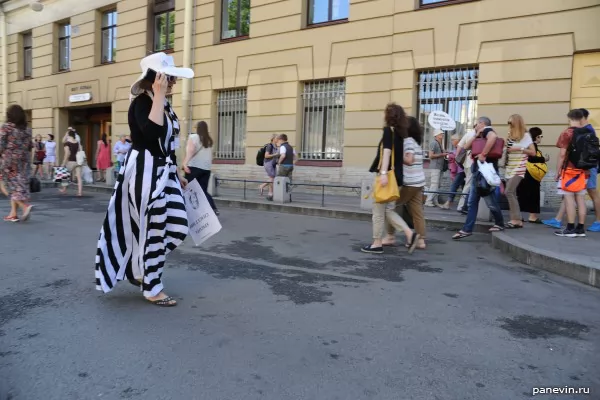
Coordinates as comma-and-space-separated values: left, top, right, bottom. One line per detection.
406, 116, 423, 145
6, 105, 27, 130
101, 133, 108, 146
196, 121, 213, 148
384, 103, 408, 139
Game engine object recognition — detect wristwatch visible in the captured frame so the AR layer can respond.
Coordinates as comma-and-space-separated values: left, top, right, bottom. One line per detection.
380, 170, 388, 175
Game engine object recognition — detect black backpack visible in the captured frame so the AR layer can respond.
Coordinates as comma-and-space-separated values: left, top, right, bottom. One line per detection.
256, 144, 269, 166
568, 128, 600, 170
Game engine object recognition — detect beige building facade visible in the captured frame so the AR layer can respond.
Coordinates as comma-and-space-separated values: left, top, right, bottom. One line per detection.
0, 0, 599, 189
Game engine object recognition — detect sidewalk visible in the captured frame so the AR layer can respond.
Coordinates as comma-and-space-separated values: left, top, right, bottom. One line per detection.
42, 180, 599, 289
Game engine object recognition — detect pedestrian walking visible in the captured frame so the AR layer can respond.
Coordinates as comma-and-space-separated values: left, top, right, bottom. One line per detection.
32, 134, 45, 178
0, 105, 34, 222
424, 130, 448, 207
384, 116, 427, 250
276, 134, 296, 180
95, 52, 193, 307
43, 134, 57, 180
441, 134, 465, 210
503, 114, 536, 229
113, 135, 131, 175
553, 109, 594, 237
259, 134, 278, 200
517, 127, 547, 223
58, 130, 83, 197
452, 117, 505, 240
183, 120, 219, 215
455, 126, 477, 214
362, 103, 419, 254
95, 133, 112, 182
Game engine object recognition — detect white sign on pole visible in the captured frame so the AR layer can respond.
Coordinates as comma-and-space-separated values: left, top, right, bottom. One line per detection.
427, 110, 456, 131
184, 179, 222, 246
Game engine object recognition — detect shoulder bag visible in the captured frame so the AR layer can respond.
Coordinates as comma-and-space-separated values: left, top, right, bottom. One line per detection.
373, 131, 400, 204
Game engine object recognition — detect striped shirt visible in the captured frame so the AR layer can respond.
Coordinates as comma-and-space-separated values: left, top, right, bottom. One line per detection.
505, 133, 533, 179
403, 137, 426, 187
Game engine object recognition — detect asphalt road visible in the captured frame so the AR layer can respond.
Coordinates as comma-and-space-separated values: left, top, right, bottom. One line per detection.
1, 191, 599, 400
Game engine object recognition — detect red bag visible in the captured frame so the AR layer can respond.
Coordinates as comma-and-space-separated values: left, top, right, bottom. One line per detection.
471, 137, 504, 159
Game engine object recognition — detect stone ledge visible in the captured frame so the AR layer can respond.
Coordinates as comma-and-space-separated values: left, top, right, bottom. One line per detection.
491, 232, 599, 289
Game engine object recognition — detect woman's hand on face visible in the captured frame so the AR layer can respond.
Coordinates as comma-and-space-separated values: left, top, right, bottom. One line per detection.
379, 174, 388, 187
152, 72, 169, 98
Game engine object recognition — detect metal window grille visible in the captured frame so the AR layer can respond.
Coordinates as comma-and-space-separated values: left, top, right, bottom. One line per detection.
101, 11, 117, 63
23, 33, 32, 78
301, 79, 345, 160
216, 89, 247, 159
58, 24, 71, 71
417, 67, 479, 153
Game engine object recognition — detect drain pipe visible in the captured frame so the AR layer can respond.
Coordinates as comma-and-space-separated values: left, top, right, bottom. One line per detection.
0, 8, 8, 113
181, 0, 194, 137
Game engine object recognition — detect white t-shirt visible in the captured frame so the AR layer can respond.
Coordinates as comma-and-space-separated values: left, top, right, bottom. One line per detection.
458, 130, 477, 169
45, 140, 57, 158
187, 134, 213, 170
505, 133, 533, 179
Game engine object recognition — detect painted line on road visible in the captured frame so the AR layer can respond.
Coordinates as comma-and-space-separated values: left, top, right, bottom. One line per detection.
177, 246, 382, 283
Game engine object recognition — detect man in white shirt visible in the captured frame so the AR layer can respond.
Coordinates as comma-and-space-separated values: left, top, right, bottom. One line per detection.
456, 128, 477, 213
113, 135, 131, 173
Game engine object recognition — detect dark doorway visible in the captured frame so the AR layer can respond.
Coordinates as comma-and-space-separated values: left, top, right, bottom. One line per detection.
69, 106, 112, 169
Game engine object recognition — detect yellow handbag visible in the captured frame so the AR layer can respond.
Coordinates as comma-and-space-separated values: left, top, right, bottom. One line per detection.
373, 139, 400, 203
526, 150, 548, 182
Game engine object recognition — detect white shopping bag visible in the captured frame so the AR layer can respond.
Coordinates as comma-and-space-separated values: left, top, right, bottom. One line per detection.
477, 160, 501, 187
183, 179, 222, 246
81, 165, 94, 184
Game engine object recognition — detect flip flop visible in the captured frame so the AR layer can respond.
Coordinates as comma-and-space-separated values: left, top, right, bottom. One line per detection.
528, 219, 542, 224
489, 225, 504, 232
407, 232, 421, 254
452, 231, 472, 240
504, 222, 523, 229
147, 296, 177, 307
21, 205, 33, 222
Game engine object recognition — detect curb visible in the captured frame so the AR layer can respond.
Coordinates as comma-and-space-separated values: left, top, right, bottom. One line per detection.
491, 232, 599, 289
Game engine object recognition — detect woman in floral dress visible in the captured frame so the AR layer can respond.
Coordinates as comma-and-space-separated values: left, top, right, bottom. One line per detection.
0, 105, 34, 222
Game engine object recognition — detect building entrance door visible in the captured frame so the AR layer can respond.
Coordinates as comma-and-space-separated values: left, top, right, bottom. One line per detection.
69, 106, 111, 169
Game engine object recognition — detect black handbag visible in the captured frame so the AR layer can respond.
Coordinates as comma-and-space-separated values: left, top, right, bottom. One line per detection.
29, 177, 41, 193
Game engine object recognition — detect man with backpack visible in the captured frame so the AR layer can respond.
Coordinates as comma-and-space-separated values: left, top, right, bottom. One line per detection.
581, 109, 600, 232
554, 109, 599, 237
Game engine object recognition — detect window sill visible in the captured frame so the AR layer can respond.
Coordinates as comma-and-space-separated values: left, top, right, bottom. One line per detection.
305, 19, 348, 29
219, 35, 249, 45
296, 160, 342, 167
20, 77, 34, 81
214, 159, 245, 165
153, 48, 174, 54
54, 69, 70, 74
100, 61, 116, 66
417, 0, 479, 10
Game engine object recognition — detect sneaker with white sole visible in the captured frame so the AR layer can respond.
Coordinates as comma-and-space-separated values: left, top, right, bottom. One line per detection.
554, 228, 577, 238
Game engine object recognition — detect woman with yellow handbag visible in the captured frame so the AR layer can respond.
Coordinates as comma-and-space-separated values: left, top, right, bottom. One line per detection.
362, 103, 420, 255
517, 127, 548, 223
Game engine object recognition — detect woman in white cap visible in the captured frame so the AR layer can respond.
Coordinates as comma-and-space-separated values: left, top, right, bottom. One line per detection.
95, 53, 194, 307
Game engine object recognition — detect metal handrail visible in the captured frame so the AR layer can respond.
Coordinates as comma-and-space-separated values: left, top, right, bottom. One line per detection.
214, 176, 467, 208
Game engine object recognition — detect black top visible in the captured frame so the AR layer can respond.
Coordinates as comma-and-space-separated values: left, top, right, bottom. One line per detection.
528, 143, 546, 163
369, 126, 403, 186
64, 141, 78, 162
128, 93, 170, 158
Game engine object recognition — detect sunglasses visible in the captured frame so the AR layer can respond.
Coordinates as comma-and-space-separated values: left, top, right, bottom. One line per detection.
507, 121, 512, 125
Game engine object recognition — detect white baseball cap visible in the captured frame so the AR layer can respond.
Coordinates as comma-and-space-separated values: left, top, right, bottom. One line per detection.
131, 52, 194, 96
433, 129, 444, 137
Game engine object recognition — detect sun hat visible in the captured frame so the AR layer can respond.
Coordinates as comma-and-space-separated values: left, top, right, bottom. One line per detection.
433, 129, 444, 137
130, 52, 194, 96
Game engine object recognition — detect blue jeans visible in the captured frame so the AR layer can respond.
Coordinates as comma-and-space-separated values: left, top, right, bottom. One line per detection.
449, 171, 466, 203
461, 175, 504, 233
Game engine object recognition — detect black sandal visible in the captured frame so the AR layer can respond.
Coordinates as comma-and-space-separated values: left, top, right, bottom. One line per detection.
528, 219, 542, 224
148, 296, 177, 307
452, 231, 472, 240
407, 232, 421, 254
